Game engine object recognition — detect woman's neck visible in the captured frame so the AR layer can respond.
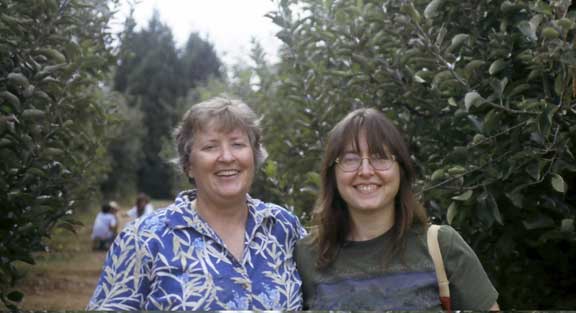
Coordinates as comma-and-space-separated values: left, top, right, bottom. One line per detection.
193, 195, 249, 261
194, 195, 249, 226
347, 207, 395, 241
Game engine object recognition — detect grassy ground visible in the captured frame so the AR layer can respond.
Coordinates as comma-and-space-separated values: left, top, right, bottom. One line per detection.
17, 199, 171, 310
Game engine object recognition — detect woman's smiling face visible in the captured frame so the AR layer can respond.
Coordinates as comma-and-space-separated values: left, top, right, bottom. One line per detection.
188, 122, 255, 204
335, 130, 400, 216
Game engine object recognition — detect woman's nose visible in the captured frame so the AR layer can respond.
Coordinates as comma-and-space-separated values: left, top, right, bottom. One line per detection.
358, 158, 374, 176
217, 144, 235, 161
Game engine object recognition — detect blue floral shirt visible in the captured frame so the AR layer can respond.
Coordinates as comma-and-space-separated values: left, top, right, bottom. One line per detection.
87, 190, 307, 310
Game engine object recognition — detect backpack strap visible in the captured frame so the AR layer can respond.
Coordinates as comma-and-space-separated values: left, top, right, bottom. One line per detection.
427, 224, 451, 311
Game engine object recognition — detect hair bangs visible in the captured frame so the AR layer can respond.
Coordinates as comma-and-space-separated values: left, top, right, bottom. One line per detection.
339, 116, 364, 154
333, 111, 392, 158
195, 105, 249, 136
363, 115, 395, 158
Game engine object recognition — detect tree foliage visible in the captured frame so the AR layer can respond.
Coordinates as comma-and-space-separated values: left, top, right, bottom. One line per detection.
99, 93, 145, 199
0, 0, 117, 308
263, 0, 576, 308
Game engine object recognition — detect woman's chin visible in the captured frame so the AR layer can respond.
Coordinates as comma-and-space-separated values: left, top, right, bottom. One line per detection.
214, 186, 247, 199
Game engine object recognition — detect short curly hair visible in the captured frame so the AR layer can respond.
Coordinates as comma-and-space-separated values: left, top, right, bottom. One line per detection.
173, 96, 268, 179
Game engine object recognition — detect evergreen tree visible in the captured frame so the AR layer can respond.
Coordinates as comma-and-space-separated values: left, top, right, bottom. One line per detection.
113, 11, 182, 198
109, 10, 224, 199
181, 32, 223, 91
99, 93, 145, 199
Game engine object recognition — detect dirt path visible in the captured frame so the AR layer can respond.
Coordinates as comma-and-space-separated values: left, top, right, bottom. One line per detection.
17, 202, 164, 310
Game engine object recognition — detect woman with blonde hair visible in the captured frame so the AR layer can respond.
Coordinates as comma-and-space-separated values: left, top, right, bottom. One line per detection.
296, 108, 499, 310
89, 96, 306, 310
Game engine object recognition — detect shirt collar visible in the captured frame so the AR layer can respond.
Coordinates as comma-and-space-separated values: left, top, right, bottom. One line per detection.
165, 189, 275, 232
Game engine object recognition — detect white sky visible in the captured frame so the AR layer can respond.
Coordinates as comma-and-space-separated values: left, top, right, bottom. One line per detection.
112, 0, 283, 67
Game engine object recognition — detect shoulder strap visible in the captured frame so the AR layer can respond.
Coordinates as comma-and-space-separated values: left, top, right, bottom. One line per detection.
427, 224, 451, 311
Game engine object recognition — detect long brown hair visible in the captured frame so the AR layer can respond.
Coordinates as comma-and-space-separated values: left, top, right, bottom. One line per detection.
313, 108, 428, 269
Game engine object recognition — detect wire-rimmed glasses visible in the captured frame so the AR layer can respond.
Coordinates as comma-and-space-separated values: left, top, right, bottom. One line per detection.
335, 153, 396, 172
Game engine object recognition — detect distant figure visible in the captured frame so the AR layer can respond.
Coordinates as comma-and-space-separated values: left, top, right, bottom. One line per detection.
108, 201, 120, 235
126, 193, 154, 220
91, 202, 118, 251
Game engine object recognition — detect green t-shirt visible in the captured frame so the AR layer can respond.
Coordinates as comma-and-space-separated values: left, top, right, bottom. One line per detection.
295, 225, 498, 310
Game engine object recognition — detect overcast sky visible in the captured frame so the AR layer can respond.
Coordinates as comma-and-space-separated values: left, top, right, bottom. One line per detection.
113, 0, 283, 66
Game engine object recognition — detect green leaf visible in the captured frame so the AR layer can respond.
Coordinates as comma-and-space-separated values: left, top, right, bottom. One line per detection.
0, 13, 33, 26
45, 147, 64, 157
542, 26, 560, 40
523, 214, 555, 230
554, 74, 563, 97
413, 72, 426, 83
431, 169, 445, 181
464, 91, 484, 111
471, 134, 486, 145
556, 18, 575, 30
447, 165, 466, 175
7, 72, 30, 88
26, 167, 47, 177
7, 290, 24, 302
532, 1, 552, 16
487, 193, 503, 225
447, 201, 457, 225
432, 70, 452, 88
500, 1, 518, 14
424, 0, 444, 19
0, 91, 21, 112
306, 171, 321, 187
517, 21, 537, 41
452, 190, 473, 201
483, 109, 500, 133
561, 219, 574, 232
22, 109, 45, 119
505, 192, 524, 208
448, 33, 469, 51
35, 48, 66, 63
489, 59, 507, 75
525, 161, 542, 180
264, 161, 278, 178
464, 60, 486, 72
551, 174, 567, 193
401, 2, 421, 24
508, 84, 532, 97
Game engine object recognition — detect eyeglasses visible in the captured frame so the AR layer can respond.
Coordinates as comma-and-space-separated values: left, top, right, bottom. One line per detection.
334, 153, 396, 172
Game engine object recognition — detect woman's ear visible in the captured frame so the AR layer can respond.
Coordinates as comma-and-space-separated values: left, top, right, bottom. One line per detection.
186, 165, 194, 179
185, 154, 194, 178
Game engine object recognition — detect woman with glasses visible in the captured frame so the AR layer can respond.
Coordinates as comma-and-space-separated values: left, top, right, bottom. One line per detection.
295, 108, 499, 310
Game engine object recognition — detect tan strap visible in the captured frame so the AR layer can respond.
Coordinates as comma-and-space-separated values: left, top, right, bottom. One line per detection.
427, 224, 450, 298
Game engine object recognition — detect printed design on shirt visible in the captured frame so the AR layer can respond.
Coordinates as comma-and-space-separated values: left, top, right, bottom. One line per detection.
313, 271, 439, 310
87, 190, 306, 311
